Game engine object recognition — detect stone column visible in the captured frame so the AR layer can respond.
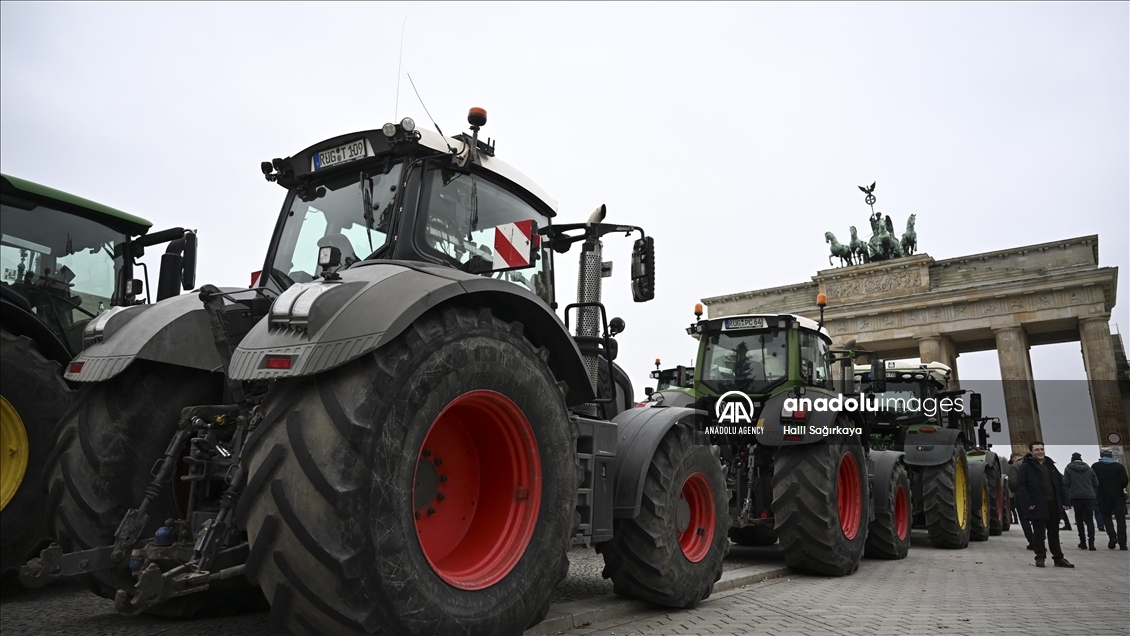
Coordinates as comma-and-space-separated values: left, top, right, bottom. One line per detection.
994, 326, 1042, 456
918, 335, 960, 388
1079, 315, 1130, 473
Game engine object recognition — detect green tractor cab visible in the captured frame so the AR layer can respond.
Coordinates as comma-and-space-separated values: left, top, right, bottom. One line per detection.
640, 358, 694, 405
1, 173, 195, 579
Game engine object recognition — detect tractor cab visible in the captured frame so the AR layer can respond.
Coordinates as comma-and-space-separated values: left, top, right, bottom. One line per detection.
685, 311, 835, 413
1, 174, 196, 358
854, 361, 959, 449
259, 112, 557, 305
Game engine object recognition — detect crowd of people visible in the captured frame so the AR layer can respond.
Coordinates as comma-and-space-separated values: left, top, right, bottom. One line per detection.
1007, 444, 1129, 568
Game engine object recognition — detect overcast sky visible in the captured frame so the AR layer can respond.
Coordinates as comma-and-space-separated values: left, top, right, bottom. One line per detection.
2, 2, 1126, 467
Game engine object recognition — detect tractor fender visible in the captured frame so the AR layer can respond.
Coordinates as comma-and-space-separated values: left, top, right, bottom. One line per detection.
901, 428, 964, 467
967, 455, 990, 509
754, 390, 857, 446
1, 296, 72, 365
870, 449, 905, 516
647, 389, 696, 409
228, 262, 594, 405
63, 289, 248, 383
609, 405, 702, 518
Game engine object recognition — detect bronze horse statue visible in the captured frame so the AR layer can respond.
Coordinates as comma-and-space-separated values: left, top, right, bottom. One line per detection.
901, 214, 917, 256
825, 232, 854, 267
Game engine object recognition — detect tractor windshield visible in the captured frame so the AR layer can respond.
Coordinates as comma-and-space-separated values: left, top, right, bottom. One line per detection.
420, 165, 553, 304
270, 162, 404, 289
1, 200, 126, 351
701, 329, 788, 395
871, 380, 935, 421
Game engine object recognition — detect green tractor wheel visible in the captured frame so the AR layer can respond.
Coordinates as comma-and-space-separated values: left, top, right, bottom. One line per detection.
971, 478, 991, 542
921, 442, 972, 549
0, 329, 73, 579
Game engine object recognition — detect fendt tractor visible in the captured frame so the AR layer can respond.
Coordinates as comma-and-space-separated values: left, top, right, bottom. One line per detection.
854, 361, 1009, 546
1, 174, 196, 579
22, 110, 731, 634
640, 358, 694, 402
645, 296, 911, 574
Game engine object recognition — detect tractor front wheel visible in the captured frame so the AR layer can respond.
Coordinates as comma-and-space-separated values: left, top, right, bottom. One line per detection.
971, 475, 991, 542
237, 307, 578, 635
772, 432, 869, 576
598, 421, 730, 608
865, 461, 911, 560
988, 464, 1005, 536
921, 442, 971, 549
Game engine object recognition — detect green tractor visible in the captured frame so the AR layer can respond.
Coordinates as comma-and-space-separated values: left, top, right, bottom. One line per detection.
22, 110, 733, 633
648, 297, 911, 574
1, 173, 196, 578
854, 361, 1007, 547
640, 358, 694, 405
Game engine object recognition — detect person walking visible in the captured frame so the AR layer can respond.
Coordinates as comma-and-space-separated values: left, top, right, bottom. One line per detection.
1063, 452, 1099, 550
1008, 452, 1034, 549
1015, 441, 1074, 568
1092, 449, 1129, 551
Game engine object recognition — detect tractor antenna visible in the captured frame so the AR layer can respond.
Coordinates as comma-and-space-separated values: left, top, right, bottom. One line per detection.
394, 16, 407, 120
407, 73, 455, 154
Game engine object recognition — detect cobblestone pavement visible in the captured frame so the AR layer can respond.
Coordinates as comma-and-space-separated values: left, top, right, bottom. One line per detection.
2, 528, 1123, 634
568, 528, 1130, 636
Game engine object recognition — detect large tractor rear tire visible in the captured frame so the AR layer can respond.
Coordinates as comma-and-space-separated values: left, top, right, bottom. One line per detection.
597, 421, 730, 608
43, 360, 264, 615
772, 433, 869, 576
729, 524, 776, 547
865, 461, 911, 560
921, 442, 971, 549
0, 329, 74, 579
237, 307, 577, 635
988, 463, 1005, 536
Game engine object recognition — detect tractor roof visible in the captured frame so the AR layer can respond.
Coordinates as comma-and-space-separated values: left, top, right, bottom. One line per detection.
855, 360, 951, 386
416, 129, 558, 215
1, 173, 153, 236
697, 313, 831, 339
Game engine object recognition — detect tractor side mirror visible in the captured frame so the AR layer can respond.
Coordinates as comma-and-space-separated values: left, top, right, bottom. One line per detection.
870, 359, 886, 393
970, 392, 982, 420
631, 236, 655, 302
180, 230, 197, 291
991, 419, 1001, 433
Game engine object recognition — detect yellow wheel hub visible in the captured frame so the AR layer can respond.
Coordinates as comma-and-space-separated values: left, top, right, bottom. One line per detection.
981, 483, 989, 527
1, 395, 30, 511
955, 458, 968, 530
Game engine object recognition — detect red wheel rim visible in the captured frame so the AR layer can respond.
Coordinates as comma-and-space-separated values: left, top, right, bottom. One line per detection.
894, 484, 910, 540
837, 452, 862, 540
677, 472, 715, 562
413, 390, 541, 590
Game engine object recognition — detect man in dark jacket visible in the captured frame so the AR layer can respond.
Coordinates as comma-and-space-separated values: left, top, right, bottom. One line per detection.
1092, 448, 1129, 550
1007, 453, 1034, 548
1063, 452, 1100, 550
1015, 441, 1074, 567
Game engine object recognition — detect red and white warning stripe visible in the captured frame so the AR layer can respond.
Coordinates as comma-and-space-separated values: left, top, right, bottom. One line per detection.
493, 220, 533, 270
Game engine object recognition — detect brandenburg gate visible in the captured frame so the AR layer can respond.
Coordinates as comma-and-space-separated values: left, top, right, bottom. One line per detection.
702, 234, 1128, 466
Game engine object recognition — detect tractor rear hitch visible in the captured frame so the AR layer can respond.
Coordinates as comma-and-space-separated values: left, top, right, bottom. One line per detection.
19, 543, 120, 588
113, 561, 248, 616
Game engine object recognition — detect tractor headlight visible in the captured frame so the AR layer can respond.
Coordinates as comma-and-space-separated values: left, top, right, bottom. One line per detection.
400, 117, 415, 132
270, 282, 336, 323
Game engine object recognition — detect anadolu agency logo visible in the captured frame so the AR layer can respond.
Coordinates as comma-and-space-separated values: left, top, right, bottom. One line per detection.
710, 391, 765, 435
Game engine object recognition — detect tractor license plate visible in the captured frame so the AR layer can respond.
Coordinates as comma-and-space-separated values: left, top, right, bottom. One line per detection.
724, 317, 766, 330
312, 139, 369, 170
